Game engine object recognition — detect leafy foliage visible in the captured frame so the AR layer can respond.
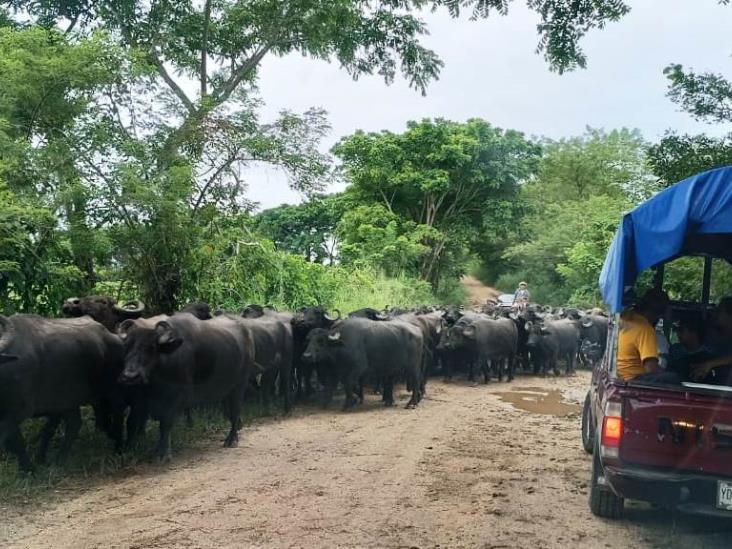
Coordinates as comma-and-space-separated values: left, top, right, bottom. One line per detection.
498, 128, 656, 305
665, 63, 732, 124
647, 132, 732, 187
253, 195, 345, 264
334, 118, 539, 288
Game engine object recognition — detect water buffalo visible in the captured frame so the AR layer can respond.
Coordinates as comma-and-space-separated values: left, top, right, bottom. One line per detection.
302, 318, 423, 409
578, 314, 608, 368
62, 295, 145, 331
348, 308, 389, 320
117, 313, 255, 463
438, 317, 517, 383
290, 307, 341, 398
525, 318, 580, 376
0, 315, 125, 471
221, 312, 295, 414
178, 302, 213, 320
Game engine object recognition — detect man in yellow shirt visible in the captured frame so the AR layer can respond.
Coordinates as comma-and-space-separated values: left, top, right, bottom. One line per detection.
617, 288, 678, 383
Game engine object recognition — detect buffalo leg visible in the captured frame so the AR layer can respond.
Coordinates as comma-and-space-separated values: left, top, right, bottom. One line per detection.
405, 374, 421, 409
155, 418, 174, 464
482, 360, 491, 384
223, 391, 242, 448
507, 356, 515, 382
56, 408, 82, 466
383, 377, 395, 407
36, 415, 62, 465
184, 408, 194, 428
4, 426, 33, 473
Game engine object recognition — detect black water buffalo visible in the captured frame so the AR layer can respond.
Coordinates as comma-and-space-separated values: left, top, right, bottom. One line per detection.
117, 314, 255, 463
0, 315, 125, 471
436, 312, 490, 380
62, 295, 145, 331
178, 302, 213, 320
395, 311, 443, 387
348, 308, 389, 320
301, 318, 423, 409
224, 313, 295, 413
578, 314, 608, 368
438, 317, 517, 383
290, 307, 341, 398
525, 318, 580, 376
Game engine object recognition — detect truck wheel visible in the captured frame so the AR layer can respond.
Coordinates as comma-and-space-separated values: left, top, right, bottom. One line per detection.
589, 448, 624, 519
581, 392, 595, 454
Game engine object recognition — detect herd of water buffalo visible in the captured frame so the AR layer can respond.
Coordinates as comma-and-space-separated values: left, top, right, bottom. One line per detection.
0, 296, 608, 474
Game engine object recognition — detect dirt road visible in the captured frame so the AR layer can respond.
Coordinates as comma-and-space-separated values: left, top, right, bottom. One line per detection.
461, 275, 500, 308
3, 373, 732, 549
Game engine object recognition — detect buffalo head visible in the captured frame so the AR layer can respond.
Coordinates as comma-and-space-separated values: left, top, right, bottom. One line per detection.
118, 319, 182, 385
62, 295, 145, 332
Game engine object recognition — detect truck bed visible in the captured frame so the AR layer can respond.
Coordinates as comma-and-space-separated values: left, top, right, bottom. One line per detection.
618, 380, 732, 477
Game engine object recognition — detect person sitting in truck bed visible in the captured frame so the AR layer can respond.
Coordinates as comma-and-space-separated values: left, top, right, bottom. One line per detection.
690, 297, 732, 384
617, 288, 680, 383
668, 316, 714, 380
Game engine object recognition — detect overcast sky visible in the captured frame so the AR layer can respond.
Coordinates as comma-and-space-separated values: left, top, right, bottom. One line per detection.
245, 1, 732, 210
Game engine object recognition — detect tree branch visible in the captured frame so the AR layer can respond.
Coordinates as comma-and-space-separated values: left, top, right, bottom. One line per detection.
211, 45, 272, 105
150, 51, 195, 113
200, 0, 212, 98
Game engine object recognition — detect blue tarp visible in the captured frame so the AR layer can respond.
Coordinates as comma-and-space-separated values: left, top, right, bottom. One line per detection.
600, 166, 732, 313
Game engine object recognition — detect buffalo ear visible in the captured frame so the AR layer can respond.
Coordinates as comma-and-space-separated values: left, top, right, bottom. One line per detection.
524, 321, 532, 331
0, 353, 18, 363
117, 319, 136, 340
463, 325, 476, 338
155, 321, 183, 352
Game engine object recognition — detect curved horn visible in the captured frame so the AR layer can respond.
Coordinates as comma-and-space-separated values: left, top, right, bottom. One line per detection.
324, 309, 342, 322
114, 299, 145, 317
0, 315, 15, 354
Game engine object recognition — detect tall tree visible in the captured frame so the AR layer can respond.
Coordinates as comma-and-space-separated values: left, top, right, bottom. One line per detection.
253, 195, 345, 264
334, 118, 539, 287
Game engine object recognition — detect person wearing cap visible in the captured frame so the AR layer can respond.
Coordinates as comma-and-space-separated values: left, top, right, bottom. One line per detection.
513, 282, 530, 310
617, 288, 679, 383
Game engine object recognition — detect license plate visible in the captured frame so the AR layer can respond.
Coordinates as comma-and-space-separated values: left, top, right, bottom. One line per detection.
717, 481, 732, 510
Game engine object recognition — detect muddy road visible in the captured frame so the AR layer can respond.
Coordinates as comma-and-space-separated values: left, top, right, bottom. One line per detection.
3, 373, 732, 548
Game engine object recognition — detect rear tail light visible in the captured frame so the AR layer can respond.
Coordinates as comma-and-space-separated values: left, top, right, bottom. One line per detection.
600, 401, 623, 459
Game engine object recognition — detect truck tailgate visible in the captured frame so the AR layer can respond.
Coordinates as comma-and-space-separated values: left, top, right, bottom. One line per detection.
621, 384, 732, 476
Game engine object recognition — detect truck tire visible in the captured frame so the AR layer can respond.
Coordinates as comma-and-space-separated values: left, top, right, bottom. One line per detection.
589, 448, 624, 519
581, 391, 595, 454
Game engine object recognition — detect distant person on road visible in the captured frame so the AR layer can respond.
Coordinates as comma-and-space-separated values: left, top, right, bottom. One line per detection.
513, 282, 530, 310
617, 288, 679, 383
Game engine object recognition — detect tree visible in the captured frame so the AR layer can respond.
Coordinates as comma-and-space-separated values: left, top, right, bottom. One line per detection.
665, 63, 732, 124
500, 128, 656, 304
648, 132, 732, 187
526, 128, 656, 203
253, 195, 345, 264
334, 118, 539, 288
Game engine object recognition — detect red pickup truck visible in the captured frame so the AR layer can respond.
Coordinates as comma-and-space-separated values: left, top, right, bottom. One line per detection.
583, 166, 732, 519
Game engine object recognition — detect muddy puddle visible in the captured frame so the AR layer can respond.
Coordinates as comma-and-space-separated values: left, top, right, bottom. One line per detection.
497, 387, 581, 416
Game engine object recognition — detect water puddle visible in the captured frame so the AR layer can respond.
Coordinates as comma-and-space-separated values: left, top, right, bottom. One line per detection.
497, 387, 581, 416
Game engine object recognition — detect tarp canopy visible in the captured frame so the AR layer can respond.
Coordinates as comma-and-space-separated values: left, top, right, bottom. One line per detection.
600, 166, 732, 313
